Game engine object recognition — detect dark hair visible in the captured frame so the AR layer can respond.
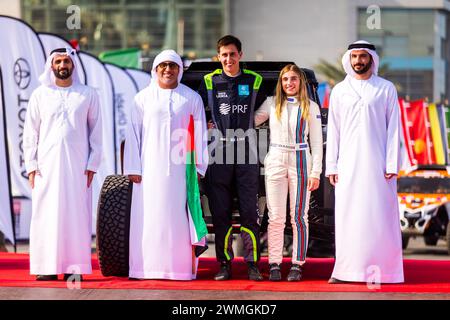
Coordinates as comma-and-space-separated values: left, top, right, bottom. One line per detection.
50, 48, 69, 55
217, 35, 242, 53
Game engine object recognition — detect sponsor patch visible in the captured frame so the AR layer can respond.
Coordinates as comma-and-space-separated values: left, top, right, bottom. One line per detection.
216, 91, 228, 99
219, 103, 231, 115
218, 104, 248, 115
238, 84, 250, 96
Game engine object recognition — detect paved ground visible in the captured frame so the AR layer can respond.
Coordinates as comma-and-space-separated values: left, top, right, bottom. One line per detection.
5, 234, 450, 259
1, 236, 450, 300
403, 237, 450, 260
0, 287, 449, 300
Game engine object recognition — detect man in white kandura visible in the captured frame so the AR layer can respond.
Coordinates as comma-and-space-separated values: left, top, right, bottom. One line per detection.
326, 40, 404, 284
124, 49, 209, 280
24, 47, 102, 281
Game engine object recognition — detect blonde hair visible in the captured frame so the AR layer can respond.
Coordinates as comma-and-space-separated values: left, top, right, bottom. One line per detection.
275, 64, 310, 121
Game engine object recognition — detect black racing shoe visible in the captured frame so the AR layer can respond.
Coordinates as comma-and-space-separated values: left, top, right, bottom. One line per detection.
247, 262, 263, 281
287, 264, 303, 282
63, 273, 83, 282
36, 275, 58, 281
214, 262, 232, 281
269, 263, 282, 282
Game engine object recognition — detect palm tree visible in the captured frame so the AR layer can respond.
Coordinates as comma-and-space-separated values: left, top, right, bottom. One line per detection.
314, 58, 346, 87
314, 57, 391, 88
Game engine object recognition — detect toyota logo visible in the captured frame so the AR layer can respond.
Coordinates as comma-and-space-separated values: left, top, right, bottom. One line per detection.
14, 58, 31, 90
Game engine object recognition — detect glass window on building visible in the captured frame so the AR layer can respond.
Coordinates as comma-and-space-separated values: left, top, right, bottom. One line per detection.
22, 0, 228, 70
358, 8, 435, 100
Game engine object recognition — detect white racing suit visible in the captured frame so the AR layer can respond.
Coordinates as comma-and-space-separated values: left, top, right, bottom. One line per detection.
255, 96, 323, 265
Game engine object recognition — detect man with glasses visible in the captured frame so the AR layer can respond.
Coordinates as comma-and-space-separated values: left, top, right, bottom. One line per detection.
124, 50, 209, 280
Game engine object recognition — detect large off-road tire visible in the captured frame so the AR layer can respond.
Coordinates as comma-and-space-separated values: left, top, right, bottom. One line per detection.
96, 175, 133, 277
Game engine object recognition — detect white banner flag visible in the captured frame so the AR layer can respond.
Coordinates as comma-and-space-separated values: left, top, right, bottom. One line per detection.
38, 33, 86, 84
105, 63, 139, 172
0, 73, 14, 244
125, 68, 151, 92
79, 52, 116, 234
0, 16, 46, 199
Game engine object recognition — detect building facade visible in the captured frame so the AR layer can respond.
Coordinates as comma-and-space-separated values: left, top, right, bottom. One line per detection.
3, 0, 449, 100
231, 0, 450, 101
17, 0, 229, 69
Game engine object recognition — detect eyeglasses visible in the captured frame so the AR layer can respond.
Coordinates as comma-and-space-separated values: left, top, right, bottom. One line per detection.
157, 62, 179, 70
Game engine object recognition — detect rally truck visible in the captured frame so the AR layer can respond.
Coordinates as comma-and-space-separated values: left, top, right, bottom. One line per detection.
398, 165, 450, 254
95, 61, 335, 277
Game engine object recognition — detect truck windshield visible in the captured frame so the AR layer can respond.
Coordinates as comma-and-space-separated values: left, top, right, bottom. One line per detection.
397, 177, 450, 194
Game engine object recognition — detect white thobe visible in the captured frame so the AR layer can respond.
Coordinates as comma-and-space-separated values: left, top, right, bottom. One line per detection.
326, 75, 404, 283
124, 82, 208, 280
24, 84, 102, 275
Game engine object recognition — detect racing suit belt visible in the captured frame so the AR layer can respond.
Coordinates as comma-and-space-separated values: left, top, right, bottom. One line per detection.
270, 142, 308, 152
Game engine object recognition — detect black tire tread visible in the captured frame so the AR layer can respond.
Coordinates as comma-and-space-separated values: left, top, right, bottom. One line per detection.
96, 175, 132, 277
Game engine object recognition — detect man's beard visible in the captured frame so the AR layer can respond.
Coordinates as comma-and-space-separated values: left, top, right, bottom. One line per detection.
53, 67, 73, 80
352, 58, 372, 75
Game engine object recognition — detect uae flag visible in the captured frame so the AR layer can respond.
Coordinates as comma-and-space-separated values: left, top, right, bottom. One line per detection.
399, 99, 415, 167
444, 105, 450, 162
99, 48, 142, 69
317, 82, 331, 108
186, 115, 208, 252
428, 103, 446, 165
400, 99, 435, 165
